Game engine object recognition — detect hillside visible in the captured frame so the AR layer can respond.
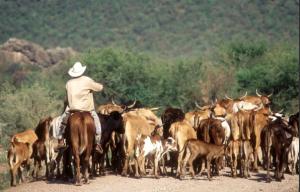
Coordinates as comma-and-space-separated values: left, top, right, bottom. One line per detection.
0, 0, 298, 57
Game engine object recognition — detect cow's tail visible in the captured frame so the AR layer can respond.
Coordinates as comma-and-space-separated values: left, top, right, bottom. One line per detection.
8, 143, 16, 168
79, 115, 88, 155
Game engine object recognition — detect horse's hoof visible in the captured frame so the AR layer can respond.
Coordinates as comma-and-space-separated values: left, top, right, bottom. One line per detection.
75, 182, 82, 186
154, 175, 160, 179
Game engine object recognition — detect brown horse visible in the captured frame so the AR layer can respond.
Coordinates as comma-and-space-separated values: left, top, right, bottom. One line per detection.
65, 111, 95, 186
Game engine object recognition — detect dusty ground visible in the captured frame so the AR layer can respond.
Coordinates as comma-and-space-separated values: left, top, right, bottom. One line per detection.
4, 168, 299, 192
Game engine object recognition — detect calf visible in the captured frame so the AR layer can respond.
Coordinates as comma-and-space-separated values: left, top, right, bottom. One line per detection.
181, 139, 225, 181
7, 141, 32, 186
32, 140, 49, 179
134, 134, 177, 178
287, 137, 299, 175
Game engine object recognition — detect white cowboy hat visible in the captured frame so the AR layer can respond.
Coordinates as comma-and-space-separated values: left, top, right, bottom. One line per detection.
68, 62, 86, 77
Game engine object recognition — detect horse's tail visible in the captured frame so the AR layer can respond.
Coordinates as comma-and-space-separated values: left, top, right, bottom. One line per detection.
79, 114, 89, 155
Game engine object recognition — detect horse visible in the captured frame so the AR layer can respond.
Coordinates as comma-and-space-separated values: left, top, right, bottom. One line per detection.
64, 111, 95, 186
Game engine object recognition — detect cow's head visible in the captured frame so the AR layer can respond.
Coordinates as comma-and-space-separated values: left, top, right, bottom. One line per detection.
97, 99, 136, 115
161, 107, 184, 138
256, 89, 272, 106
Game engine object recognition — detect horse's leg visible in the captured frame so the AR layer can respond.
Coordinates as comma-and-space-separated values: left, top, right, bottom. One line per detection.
73, 147, 81, 186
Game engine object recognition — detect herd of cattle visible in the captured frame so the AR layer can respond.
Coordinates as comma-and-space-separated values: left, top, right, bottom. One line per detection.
7, 89, 299, 187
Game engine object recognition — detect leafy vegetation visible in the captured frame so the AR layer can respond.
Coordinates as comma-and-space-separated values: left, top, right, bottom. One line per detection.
0, 0, 298, 57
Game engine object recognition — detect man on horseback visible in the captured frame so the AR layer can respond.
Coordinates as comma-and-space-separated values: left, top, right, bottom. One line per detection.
57, 61, 103, 153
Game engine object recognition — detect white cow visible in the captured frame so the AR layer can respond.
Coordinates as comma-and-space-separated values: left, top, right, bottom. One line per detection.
134, 134, 177, 178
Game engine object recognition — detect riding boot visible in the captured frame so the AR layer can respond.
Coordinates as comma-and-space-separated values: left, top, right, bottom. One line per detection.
95, 134, 103, 154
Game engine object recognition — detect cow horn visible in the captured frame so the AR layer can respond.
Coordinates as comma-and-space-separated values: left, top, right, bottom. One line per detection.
127, 99, 136, 109
267, 92, 273, 97
149, 107, 159, 111
239, 91, 247, 99
256, 89, 262, 97
269, 107, 274, 114
277, 109, 284, 114
254, 103, 263, 111
111, 98, 117, 106
225, 94, 233, 100
195, 101, 202, 109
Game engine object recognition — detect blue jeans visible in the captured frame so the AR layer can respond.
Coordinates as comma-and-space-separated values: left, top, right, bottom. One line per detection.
59, 109, 101, 138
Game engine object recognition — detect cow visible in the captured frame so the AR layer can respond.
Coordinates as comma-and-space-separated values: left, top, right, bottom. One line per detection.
289, 112, 299, 137
251, 105, 272, 172
64, 111, 95, 185
31, 140, 48, 179
261, 114, 293, 182
7, 141, 32, 186
97, 99, 136, 115
185, 103, 211, 129
7, 129, 38, 186
229, 106, 255, 178
32, 117, 53, 179
161, 107, 185, 139
160, 107, 186, 175
287, 137, 299, 175
11, 129, 38, 146
181, 139, 225, 181
134, 134, 177, 178
168, 119, 197, 177
195, 117, 226, 176
92, 111, 124, 176
240, 89, 272, 107
121, 108, 162, 177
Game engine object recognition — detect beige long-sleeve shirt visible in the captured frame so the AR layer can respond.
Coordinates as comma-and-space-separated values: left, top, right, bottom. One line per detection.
66, 76, 103, 111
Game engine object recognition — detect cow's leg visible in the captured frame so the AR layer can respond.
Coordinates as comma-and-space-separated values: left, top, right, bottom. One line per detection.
231, 141, 238, 178
176, 149, 185, 178
10, 166, 17, 187
121, 141, 134, 177
206, 157, 212, 181
134, 157, 141, 178
187, 153, 197, 179
154, 155, 160, 179
45, 159, 49, 179
33, 159, 39, 179
253, 129, 261, 172
141, 156, 146, 176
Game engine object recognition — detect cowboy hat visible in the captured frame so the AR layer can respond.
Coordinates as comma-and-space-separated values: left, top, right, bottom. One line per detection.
68, 62, 86, 77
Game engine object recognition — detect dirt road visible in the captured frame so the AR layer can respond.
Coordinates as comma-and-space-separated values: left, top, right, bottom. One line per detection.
4, 168, 298, 192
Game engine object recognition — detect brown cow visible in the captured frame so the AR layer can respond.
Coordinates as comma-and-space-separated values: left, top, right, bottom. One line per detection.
65, 111, 95, 185
33, 117, 53, 179
181, 139, 225, 181
261, 115, 293, 182
7, 141, 32, 186
32, 140, 48, 179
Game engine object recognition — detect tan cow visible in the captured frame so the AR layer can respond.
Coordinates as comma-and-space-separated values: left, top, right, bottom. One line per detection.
7, 141, 32, 186
8, 129, 38, 186
169, 120, 197, 177
121, 108, 162, 177
11, 129, 38, 145
240, 89, 272, 107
